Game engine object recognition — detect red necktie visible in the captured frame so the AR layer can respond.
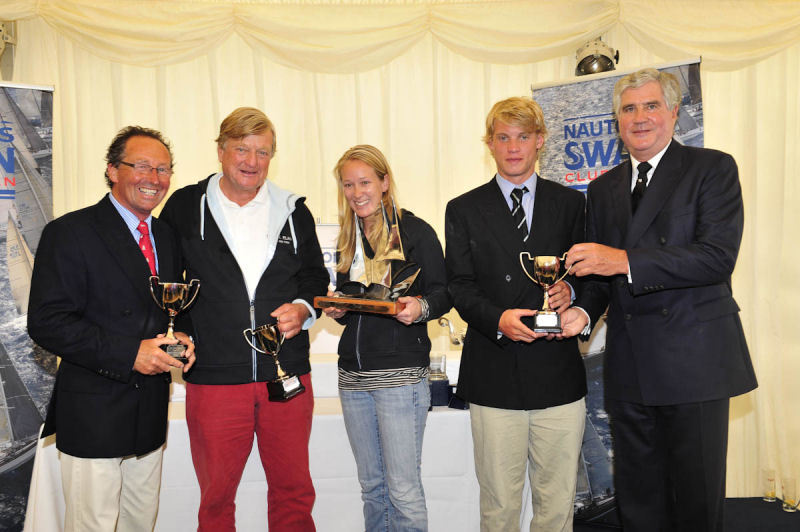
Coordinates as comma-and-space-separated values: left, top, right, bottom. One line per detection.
138, 221, 156, 275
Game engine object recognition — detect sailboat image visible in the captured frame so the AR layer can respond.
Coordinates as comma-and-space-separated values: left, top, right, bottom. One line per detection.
6, 210, 34, 315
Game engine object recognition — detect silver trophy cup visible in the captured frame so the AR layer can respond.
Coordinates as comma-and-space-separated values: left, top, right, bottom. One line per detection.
149, 276, 200, 362
243, 323, 306, 402
519, 252, 572, 333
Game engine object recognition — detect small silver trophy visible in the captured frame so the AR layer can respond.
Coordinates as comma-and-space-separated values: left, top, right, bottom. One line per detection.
149, 276, 200, 362
243, 323, 306, 402
519, 252, 571, 333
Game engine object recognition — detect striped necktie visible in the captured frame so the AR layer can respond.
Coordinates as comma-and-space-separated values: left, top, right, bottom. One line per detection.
510, 187, 529, 242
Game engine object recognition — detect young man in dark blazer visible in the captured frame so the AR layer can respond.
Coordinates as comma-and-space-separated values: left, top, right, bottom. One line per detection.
28, 126, 195, 531
445, 97, 587, 531
565, 68, 757, 531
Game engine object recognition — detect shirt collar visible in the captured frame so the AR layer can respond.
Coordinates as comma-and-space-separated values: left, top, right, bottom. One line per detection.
629, 140, 671, 181
211, 173, 270, 208
495, 172, 537, 198
108, 192, 152, 234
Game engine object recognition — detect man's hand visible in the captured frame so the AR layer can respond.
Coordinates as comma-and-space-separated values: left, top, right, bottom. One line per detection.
395, 296, 422, 326
322, 290, 347, 320
498, 308, 547, 343
173, 331, 196, 373
133, 335, 184, 375
556, 307, 590, 339
566, 243, 629, 277
272, 302, 310, 339
547, 281, 571, 313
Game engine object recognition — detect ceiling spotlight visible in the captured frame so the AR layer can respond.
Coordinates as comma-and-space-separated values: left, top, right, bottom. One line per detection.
575, 38, 619, 76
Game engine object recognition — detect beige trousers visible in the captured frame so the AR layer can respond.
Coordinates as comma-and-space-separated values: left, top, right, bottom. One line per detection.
59, 446, 164, 532
470, 398, 585, 532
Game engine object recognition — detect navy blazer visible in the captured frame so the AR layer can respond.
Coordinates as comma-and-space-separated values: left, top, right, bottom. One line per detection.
28, 196, 179, 458
445, 177, 587, 410
577, 140, 757, 405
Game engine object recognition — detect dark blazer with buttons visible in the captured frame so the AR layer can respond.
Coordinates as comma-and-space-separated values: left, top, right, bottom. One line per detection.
445, 176, 587, 410
577, 140, 757, 405
28, 195, 179, 458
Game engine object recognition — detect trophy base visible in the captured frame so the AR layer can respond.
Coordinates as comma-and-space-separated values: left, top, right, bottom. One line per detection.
162, 343, 188, 364
523, 312, 562, 334
267, 375, 306, 402
429, 377, 451, 407
314, 295, 404, 315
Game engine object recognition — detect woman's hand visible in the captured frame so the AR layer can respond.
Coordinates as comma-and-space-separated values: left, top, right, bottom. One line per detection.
322, 290, 347, 319
395, 296, 422, 325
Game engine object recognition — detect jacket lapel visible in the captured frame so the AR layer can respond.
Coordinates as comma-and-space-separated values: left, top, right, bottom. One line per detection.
624, 140, 684, 247
92, 196, 157, 305
152, 218, 175, 281
527, 177, 558, 253
476, 179, 529, 260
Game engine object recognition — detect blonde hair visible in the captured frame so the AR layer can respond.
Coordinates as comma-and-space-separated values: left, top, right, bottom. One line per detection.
483, 97, 547, 144
333, 144, 401, 273
215, 107, 277, 155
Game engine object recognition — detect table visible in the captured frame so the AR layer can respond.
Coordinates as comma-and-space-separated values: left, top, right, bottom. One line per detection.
24, 352, 533, 531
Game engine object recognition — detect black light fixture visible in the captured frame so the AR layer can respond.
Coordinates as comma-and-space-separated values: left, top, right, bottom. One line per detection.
575, 38, 618, 76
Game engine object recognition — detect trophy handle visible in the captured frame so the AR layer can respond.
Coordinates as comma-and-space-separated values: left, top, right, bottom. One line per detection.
519, 252, 573, 286
184, 279, 201, 309
553, 252, 573, 285
242, 328, 267, 354
437, 317, 464, 346
519, 252, 538, 284
149, 276, 164, 308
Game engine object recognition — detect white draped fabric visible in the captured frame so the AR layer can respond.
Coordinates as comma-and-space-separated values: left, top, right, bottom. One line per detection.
2, 0, 798, 497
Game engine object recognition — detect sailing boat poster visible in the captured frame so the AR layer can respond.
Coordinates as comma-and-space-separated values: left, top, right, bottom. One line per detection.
532, 59, 703, 193
0, 81, 55, 532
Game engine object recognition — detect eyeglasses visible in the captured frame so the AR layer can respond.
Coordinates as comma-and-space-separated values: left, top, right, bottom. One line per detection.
119, 161, 173, 178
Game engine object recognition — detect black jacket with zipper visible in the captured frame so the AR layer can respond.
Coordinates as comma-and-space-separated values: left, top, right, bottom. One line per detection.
160, 175, 329, 384
335, 211, 451, 371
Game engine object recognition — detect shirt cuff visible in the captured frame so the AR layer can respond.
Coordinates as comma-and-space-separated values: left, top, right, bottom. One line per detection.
573, 306, 591, 336
293, 299, 316, 330
566, 281, 576, 302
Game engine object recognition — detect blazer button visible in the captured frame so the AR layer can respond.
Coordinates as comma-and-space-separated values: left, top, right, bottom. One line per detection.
505, 275, 511, 282
659, 236, 667, 245
661, 308, 669, 316
624, 313, 632, 321
122, 309, 132, 317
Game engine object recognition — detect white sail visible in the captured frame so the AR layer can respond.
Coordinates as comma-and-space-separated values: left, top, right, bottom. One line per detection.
7, 212, 34, 315
0, 88, 53, 255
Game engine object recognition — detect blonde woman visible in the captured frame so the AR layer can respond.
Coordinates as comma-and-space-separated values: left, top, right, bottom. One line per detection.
324, 145, 450, 531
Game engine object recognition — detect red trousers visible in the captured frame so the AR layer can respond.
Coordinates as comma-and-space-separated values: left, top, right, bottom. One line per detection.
186, 375, 316, 532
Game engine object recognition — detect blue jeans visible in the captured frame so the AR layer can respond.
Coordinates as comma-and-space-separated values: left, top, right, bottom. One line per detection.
340, 379, 430, 532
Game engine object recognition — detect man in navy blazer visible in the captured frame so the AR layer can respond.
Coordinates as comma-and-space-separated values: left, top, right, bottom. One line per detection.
446, 97, 587, 531
564, 68, 757, 531
28, 126, 195, 531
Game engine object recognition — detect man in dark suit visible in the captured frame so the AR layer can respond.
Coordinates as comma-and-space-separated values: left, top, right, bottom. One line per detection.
564, 68, 757, 531
28, 126, 195, 531
445, 97, 587, 531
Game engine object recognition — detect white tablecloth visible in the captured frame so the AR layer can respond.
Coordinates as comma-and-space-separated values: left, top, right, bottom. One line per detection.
24, 351, 538, 531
